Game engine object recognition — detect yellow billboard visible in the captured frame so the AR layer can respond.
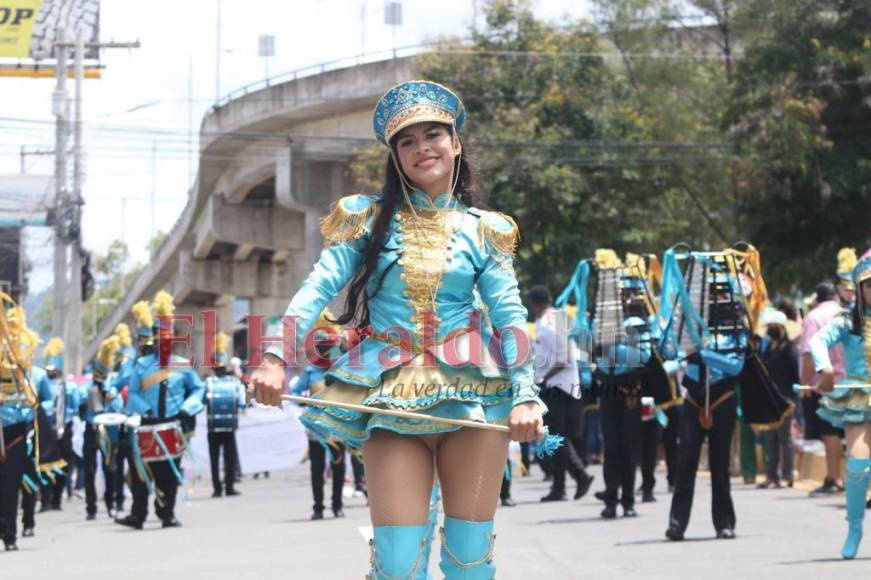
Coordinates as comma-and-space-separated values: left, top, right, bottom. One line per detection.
0, 0, 99, 60
0, 0, 43, 58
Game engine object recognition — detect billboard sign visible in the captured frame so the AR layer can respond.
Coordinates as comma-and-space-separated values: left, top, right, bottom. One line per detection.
0, 0, 99, 59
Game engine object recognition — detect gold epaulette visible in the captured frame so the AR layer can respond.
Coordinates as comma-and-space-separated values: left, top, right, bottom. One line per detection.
478, 211, 519, 258
319, 194, 379, 244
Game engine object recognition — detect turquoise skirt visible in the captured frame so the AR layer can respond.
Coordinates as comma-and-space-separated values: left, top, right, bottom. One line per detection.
299, 356, 514, 448
817, 379, 871, 428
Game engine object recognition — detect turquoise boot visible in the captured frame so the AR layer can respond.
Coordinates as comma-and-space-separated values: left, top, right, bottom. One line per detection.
439, 517, 496, 579
420, 483, 440, 579
368, 525, 430, 579
842, 457, 871, 560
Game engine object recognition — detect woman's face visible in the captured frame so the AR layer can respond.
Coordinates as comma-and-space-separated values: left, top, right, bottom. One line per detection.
861, 280, 871, 308
835, 283, 855, 306
393, 122, 460, 195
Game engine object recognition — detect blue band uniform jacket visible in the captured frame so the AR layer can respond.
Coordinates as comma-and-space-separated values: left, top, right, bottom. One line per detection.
267, 190, 542, 447
126, 353, 205, 420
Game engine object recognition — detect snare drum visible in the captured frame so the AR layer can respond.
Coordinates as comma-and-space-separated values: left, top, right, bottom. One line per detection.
207, 380, 239, 432
135, 420, 186, 462
92, 413, 128, 427
92, 413, 127, 445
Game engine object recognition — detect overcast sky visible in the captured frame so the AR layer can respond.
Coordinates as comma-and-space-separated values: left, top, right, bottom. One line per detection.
1, 0, 592, 294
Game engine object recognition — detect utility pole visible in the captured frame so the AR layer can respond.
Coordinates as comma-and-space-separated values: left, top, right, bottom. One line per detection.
19, 147, 55, 174
52, 32, 140, 373
67, 30, 85, 375
52, 27, 69, 357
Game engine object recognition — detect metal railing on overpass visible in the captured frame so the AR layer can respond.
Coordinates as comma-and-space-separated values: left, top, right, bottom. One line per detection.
210, 42, 441, 111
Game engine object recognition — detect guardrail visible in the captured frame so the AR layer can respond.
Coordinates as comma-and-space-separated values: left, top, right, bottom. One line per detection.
210, 42, 442, 111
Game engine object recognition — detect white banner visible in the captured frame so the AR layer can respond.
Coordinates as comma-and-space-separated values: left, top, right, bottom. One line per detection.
187, 404, 308, 483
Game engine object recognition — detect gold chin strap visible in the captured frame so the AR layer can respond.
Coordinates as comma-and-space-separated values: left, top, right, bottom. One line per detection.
388, 147, 420, 220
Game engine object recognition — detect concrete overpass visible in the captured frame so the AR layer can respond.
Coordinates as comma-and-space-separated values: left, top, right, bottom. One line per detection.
83, 55, 417, 364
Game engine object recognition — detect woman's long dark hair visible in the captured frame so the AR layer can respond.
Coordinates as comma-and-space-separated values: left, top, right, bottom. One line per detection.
332, 127, 487, 327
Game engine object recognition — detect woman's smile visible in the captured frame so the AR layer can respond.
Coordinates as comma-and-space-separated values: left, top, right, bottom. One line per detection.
415, 156, 439, 169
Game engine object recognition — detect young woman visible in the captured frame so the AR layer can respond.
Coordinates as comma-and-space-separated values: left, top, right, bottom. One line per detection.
250, 80, 544, 578
810, 248, 871, 560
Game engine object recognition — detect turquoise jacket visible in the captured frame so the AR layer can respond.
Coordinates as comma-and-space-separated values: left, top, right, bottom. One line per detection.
41, 377, 81, 426
111, 349, 137, 394
267, 190, 540, 407
809, 310, 867, 381
126, 353, 206, 418
0, 365, 54, 428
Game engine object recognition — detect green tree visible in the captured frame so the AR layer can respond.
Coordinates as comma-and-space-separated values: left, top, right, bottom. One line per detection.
147, 230, 168, 257
416, 0, 740, 291
94, 240, 129, 280
727, 0, 871, 290
349, 0, 869, 295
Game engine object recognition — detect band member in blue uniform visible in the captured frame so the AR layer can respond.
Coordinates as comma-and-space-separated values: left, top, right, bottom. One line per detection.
205, 331, 245, 498
82, 336, 124, 520
0, 304, 53, 550
660, 245, 790, 541
40, 337, 79, 511
115, 292, 205, 530
111, 322, 137, 514
810, 248, 871, 560
291, 310, 348, 520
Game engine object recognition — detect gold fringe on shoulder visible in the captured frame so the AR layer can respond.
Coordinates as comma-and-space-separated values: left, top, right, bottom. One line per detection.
478, 212, 519, 257
319, 195, 379, 245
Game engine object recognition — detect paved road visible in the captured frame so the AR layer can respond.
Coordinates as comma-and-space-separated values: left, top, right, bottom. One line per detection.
4, 462, 869, 579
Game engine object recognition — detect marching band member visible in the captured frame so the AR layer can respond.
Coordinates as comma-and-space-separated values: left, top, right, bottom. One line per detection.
205, 331, 245, 498
556, 251, 675, 516
809, 248, 871, 560
81, 336, 124, 520
111, 322, 138, 514
40, 337, 79, 511
660, 245, 789, 541
251, 80, 544, 578
0, 304, 53, 550
115, 292, 205, 530
291, 310, 347, 520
